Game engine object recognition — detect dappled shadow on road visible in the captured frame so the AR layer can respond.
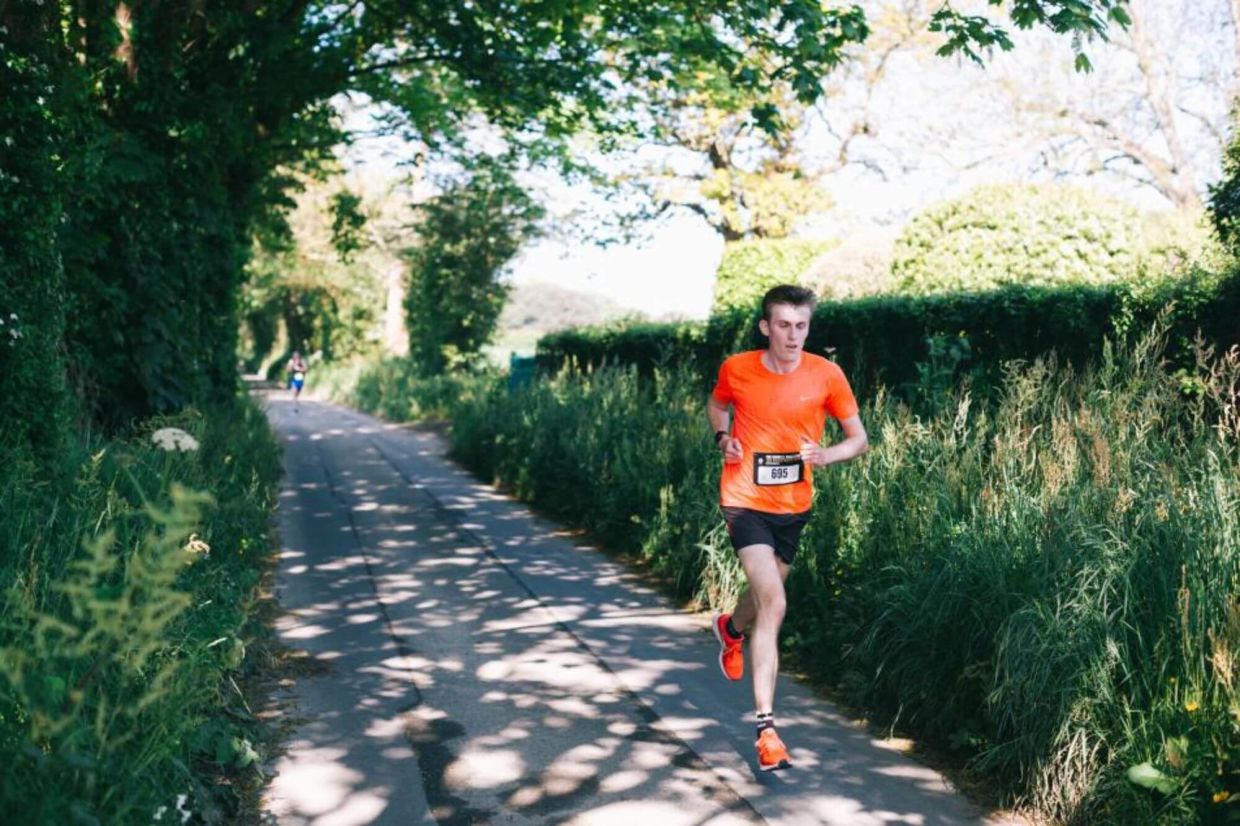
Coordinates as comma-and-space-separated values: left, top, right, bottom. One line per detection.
260, 397, 992, 826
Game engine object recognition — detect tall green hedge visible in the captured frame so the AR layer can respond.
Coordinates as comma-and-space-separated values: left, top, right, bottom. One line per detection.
538, 271, 1240, 397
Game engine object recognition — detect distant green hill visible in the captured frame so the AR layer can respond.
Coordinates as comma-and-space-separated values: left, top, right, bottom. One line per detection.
499, 281, 635, 334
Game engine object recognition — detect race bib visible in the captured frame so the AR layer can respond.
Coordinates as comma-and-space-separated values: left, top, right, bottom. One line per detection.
753, 452, 803, 486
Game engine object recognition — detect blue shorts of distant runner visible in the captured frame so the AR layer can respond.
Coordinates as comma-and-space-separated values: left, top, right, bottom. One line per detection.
721, 506, 810, 565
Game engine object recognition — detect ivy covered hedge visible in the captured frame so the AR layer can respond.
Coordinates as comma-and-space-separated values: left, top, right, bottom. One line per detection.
0, 22, 71, 461
537, 269, 1240, 396
0, 4, 342, 437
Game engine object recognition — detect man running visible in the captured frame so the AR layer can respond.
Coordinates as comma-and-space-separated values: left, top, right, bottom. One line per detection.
287, 350, 308, 411
707, 284, 870, 772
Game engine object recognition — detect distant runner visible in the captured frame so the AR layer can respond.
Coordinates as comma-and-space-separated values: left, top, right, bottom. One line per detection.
287, 350, 308, 411
707, 284, 870, 772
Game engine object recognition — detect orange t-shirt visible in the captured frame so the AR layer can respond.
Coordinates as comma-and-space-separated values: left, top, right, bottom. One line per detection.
711, 350, 859, 514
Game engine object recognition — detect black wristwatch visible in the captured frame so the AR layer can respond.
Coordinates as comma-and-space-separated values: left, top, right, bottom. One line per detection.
714, 430, 728, 446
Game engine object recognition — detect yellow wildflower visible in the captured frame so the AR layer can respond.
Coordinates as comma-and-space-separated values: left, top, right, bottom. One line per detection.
1185, 700, 1200, 713
1214, 791, 1230, 804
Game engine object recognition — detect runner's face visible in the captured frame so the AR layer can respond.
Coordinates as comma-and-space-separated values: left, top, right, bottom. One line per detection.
760, 303, 812, 364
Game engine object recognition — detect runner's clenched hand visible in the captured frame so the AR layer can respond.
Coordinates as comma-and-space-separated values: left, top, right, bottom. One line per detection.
800, 441, 826, 467
721, 436, 743, 464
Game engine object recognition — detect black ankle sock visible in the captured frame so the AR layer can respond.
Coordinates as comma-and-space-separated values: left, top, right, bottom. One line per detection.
726, 617, 745, 639
755, 713, 775, 734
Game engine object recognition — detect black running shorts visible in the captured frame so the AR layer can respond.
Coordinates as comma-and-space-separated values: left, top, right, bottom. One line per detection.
721, 506, 811, 565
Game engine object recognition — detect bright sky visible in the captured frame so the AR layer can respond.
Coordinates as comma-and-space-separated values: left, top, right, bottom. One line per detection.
508, 215, 722, 320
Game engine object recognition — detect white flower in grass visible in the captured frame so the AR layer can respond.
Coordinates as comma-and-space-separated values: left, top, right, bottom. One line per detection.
183, 532, 210, 558
175, 794, 192, 824
151, 427, 199, 452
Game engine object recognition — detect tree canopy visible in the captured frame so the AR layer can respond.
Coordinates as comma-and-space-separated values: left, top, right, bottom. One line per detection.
892, 183, 1215, 294
403, 159, 545, 373
0, 0, 1133, 444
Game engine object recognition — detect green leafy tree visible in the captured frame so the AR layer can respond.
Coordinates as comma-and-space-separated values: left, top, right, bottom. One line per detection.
627, 59, 844, 241
328, 190, 367, 263
618, 0, 1130, 242
713, 239, 836, 312
1209, 104, 1240, 254
2, 0, 1132, 438
929, 0, 1132, 71
893, 183, 1210, 294
404, 160, 544, 374
239, 171, 393, 372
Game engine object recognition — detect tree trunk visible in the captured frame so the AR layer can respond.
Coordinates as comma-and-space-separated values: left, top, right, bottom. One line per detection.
384, 261, 409, 356
1128, 0, 1201, 208
1230, 0, 1240, 90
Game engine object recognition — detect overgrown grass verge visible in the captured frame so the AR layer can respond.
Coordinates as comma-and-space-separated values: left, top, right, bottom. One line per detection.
318, 334, 1240, 824
0, 398, 282, 824
313, 356, 484, 421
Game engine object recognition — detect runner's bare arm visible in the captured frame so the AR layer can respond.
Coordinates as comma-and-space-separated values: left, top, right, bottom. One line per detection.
707, 396, 743, 463
800, 415, 868, 468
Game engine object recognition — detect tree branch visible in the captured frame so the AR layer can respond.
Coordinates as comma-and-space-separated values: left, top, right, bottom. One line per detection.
1125, 0, 1199, 206
349, 51, 459, 77
313, 0, 366, 36
1177, 104, 1227, 148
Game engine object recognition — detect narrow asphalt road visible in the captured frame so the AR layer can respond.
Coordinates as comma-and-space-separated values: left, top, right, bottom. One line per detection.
259, 395, 1018, 826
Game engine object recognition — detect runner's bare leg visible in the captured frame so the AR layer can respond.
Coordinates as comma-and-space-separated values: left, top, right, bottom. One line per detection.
732, 546, 790, 713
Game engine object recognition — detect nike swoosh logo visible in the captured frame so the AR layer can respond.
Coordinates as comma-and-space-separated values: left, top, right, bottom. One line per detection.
798, 395, 816, 402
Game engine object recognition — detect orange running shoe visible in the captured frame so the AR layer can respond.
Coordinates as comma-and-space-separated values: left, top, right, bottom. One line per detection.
756, 727, 792, 772
712, 613, 744, 681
